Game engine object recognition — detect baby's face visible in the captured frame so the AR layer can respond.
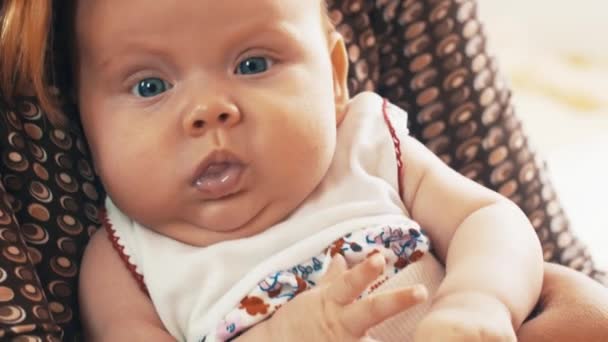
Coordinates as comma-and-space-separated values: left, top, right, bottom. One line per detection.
75, 0, 348, 246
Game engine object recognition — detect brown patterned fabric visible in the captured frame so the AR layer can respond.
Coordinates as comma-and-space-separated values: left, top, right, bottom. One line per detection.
0, 0, 603, 340
327, 0, 606, 282
0, 97, 103, 340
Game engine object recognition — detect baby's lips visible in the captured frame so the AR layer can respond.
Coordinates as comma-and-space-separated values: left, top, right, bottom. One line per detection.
192, 150, 244, 183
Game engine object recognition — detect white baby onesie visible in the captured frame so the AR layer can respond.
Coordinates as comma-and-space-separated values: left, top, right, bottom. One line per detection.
104, 92, 445, 341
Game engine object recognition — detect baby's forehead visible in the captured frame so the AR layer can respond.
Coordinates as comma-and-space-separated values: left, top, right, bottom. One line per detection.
77, 0, 325, 35
75, 0, 331, 72
206, 0, 325, 22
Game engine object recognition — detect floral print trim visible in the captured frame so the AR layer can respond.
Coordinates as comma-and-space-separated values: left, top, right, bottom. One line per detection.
205, 222, 430, 342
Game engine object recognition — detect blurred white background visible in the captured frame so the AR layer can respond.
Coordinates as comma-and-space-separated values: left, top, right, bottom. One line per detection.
478, 0, 608, 269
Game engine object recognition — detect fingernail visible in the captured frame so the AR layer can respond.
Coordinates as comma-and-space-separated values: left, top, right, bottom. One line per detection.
412, 285, 428, 301
369, 253, 384, 267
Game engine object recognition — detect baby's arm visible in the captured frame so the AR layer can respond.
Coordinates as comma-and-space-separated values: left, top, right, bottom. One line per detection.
79, 230, 175, 341
400, 136, 544, 338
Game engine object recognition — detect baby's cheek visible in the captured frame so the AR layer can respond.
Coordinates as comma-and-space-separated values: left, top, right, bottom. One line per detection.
95, 138, 164, 203
267, 123, 334, 199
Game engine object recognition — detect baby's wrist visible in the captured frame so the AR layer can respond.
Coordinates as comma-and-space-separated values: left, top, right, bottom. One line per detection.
431, 291, 513, 325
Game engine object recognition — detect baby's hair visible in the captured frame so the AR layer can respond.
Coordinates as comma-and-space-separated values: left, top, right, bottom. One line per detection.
0, 1, 65, 124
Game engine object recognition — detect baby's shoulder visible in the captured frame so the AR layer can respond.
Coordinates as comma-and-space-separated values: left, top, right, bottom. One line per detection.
345, 91, 384, 118
341, 91, 409, 138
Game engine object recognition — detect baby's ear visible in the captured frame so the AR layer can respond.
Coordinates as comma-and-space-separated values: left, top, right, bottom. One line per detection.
328, 32, 349, 124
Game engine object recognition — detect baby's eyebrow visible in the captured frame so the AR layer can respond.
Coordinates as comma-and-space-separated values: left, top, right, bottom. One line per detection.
93, 42, 172, 74
87, 20, 302, 77
220, 20, 303, 49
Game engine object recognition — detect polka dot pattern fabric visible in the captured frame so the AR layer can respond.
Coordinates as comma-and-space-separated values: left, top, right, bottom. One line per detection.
327, 0, 605, 283
0, 98, 103, 340
0, 0, 603, 340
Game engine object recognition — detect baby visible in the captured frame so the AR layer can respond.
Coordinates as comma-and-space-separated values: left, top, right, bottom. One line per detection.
76, 0, 544, 341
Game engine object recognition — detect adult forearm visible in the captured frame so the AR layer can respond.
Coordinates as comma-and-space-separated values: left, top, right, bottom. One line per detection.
434, 200, 544, 328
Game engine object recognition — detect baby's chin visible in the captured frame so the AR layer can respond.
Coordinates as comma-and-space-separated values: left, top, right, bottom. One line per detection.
157, 201, 284, 247
166, 221, 269, 248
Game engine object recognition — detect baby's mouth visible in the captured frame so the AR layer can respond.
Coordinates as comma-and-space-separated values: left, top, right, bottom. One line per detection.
193, 153, 245, 200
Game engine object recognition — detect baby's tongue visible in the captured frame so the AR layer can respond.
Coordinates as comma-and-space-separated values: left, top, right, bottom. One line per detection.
195, 162, 242, 197
205, 163, 230, 177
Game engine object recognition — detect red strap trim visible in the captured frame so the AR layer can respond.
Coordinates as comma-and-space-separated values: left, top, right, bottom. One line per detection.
99, 208, 150, 297
381, 98, 405, 196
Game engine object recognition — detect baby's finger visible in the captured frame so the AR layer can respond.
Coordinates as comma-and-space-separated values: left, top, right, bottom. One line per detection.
342, 285, 428, 336
318, 254, 348, 286
326, 253, 385, 305
360, 337, 381, 342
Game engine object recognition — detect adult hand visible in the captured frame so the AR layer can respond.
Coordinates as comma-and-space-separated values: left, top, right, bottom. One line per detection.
518, 262, 608, 341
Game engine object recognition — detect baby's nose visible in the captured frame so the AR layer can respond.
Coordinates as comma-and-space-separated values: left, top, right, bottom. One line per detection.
184, 102, 242, 136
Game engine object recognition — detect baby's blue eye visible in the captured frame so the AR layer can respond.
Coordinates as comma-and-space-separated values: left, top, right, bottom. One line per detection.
132, 78, 171, 97
236, 57, 271, 75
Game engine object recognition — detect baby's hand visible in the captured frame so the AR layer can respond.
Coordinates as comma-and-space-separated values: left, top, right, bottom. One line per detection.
247, 253, 428, 342
414, 292, 516, 342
